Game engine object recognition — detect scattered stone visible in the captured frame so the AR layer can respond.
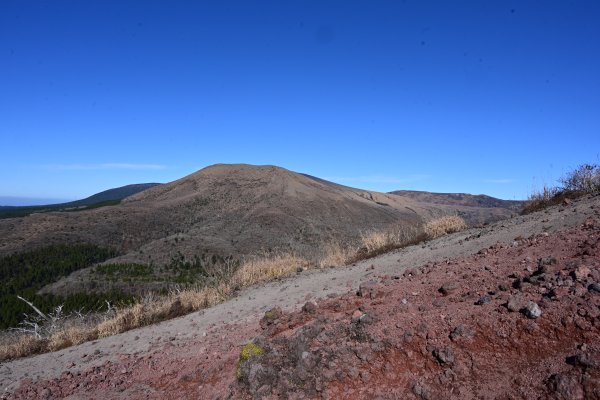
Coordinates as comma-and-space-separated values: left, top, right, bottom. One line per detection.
432, 347, 454, 365
548, 287, 569, 300
538, 256, 557, 268
572, 266, 591, 282
512, 278, 523, 290
411, 381, 431, 400
524, 301, 542, 319
302, 300, 318, 314
357, 281, 383, 299
566, 353, 597, 368
506, 295, 521, 312
475, 295, 491, 305
449, 324, 473, 342
260, 307, 283, 329
547, 374, 585, 400
351, 310, 363, 322
439, 282, 458, 296
432, 298, 445, 307
588, 282, 600, 293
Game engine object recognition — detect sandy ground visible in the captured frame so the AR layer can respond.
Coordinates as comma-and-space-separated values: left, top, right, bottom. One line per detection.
1, 194, 598, 399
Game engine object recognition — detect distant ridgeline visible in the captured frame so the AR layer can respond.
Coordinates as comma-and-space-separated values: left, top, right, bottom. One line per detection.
0, 183, 161, 219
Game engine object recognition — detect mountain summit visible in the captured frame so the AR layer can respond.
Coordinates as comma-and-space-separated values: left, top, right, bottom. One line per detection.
0, 164, 516, 265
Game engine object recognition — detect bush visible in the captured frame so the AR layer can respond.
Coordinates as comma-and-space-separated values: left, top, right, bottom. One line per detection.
425, 216, 467, 239
522, 163, 600, 214
560, 163, 600, 194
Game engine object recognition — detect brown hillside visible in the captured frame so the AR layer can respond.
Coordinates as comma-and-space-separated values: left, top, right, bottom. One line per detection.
0, 165, 514, 266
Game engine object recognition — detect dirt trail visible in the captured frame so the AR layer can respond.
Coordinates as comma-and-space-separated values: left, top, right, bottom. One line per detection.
1, 195, 598, 398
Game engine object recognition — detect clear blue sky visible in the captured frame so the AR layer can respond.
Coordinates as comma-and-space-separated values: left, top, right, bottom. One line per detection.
1, 1, 599, 203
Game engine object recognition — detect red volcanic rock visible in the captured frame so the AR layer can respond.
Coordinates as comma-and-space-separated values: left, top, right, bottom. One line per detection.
8, 215, 600, 400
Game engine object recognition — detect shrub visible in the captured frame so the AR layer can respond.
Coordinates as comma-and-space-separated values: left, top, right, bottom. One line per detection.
560, 163, 600, 194
522, 163, 600, 214
425, 216, 467, 239
236, 342, 266, 380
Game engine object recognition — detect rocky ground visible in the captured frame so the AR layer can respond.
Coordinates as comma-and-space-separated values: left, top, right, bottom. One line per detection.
2, 195, 600, 399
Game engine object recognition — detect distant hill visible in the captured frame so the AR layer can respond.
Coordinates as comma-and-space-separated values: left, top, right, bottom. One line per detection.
0, 183, 161, 219
0, 164, 518, 266
68, 183, 162, 206
389, 190, 522, 210
389, 190, 522, 227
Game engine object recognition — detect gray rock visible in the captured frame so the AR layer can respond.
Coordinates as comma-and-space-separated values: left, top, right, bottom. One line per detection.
524, 301, 542, 319
449, 324, 473, 342
439, 282, 458, 296
411, 382, 431, 400
432, 298, 445, 307
547, 374, 585, 400
475, 295, 491, 305
588, 282, 600, 294
506, 295, 522, 312
302, 300, 318, 314
432, 347, 454, 365
358, 280, 382, 299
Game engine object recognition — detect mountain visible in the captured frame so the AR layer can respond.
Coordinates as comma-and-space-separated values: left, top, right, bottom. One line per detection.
0, 164, 517, 266
0, 183, 161, 219
68, 183, 162, 206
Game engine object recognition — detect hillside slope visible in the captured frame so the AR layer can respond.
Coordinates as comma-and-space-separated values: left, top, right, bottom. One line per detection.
2, 192, 598, 399
0, 164, 515, 266
68, 183, 162, 206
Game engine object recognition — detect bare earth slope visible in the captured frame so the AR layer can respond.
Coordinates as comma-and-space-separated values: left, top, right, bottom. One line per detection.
0, 164, 514, 266
1, 194, 598, 399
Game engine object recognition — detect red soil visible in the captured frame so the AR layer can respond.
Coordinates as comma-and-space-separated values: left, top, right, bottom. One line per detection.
7, 217, 600, 399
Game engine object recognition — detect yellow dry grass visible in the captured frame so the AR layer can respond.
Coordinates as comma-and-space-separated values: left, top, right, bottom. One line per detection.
318, 242, 353, 268
48, 326, 97, 351
359, 225, 421, 254
0, 335, 45, 361
231, 253, 308, 287
424, 215, 467, 239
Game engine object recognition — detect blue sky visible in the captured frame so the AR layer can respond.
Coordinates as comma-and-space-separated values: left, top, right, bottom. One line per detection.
1, 1, 599, 203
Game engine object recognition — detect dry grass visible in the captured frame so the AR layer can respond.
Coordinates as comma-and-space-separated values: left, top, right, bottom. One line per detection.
231, 253, 308, 288
318, 242, 354, 268
0, 223, 435, 361
48, 326, 97, 351
0, 334, 45, 361
424, 215, 467, 239
353, 224, 425, 260
93, 254, 308, 340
